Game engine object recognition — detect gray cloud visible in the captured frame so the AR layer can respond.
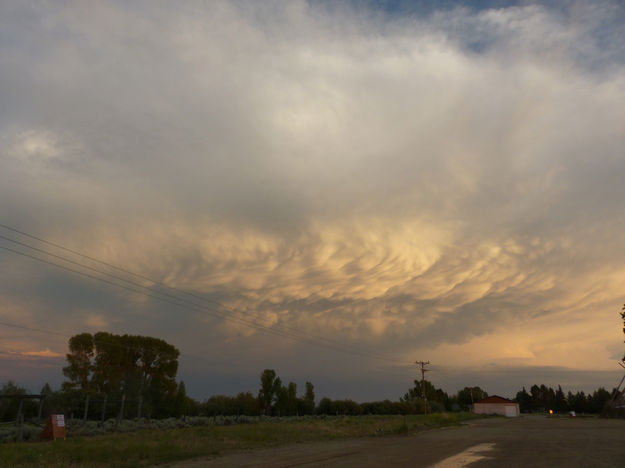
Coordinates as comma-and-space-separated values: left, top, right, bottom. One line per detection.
1, 1, 624, 399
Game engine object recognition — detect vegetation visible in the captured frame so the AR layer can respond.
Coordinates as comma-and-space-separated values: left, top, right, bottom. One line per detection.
0, 413, 482, 467
2, 320, 623, 452
514, 384, 612, 414
63, 332, 180, 419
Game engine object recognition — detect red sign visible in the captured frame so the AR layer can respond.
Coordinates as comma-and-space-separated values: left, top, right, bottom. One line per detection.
40, 414, 66, 441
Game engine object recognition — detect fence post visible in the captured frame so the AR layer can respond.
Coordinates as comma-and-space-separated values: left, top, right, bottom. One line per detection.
18, 413, 24, 442
15, 398, 23, 427
16, 399, 24, 441
83, 394, 90, 422
137, 395, 142, 419
101, 394, 108, 424
118, 394, 125, 423
37, 394, 45, 422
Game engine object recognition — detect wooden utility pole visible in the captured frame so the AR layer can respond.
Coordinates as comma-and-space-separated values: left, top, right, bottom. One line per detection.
415, 360, 430, 415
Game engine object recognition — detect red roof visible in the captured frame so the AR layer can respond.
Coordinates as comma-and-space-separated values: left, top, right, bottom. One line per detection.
475, 395, 516, 404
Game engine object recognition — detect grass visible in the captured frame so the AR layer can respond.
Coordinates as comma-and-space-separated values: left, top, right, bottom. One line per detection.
0, 413, 484, 467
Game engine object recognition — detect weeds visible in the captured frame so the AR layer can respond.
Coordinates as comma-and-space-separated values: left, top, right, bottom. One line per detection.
0, 413, 482, 467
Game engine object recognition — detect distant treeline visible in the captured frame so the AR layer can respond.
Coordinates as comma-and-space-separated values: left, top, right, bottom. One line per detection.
0, 376, 618, 422
3, 326, 621, 422
514, 384, 614, 414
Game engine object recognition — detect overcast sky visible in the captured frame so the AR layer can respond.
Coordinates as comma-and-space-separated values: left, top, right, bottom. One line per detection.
1, 0, 625, 401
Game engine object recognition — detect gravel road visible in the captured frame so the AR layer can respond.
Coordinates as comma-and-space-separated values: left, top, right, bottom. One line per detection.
168, 415, 625, 467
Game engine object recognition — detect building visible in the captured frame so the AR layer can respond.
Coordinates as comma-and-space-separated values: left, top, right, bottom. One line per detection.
473, 395, 520, 417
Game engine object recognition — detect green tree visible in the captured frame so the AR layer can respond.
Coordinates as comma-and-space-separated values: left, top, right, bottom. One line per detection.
286, 382, 298, 416
554, 385, 568, 413
62, 331, 180, 418
303, 381, 315, 415
274, 384, 288, 416
588, 387, 611, 413
174, 381, 188, 417
62, 333, 96, 392
401, 380, 450, 412
515, 387, 531, 413
2, 381, 42, 420
258, 369, 282, 416
529, 384, 544, 411
317, 397, 332, 415
205, 395, 234, 416
456, 387, 488, 410
234, 392, 260, 416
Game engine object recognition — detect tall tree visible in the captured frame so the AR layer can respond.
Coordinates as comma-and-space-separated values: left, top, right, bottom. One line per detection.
258, 369, 281, 416
457, 386, 488, 409
62, 333, 96, 392
554, 385, 568, 413
286, 382, 297, 416
62, 331, 180, 417
515, 387, 531, 413
175, 381, 188, 417
401, 380, 451, 412
304, 381, 315, 415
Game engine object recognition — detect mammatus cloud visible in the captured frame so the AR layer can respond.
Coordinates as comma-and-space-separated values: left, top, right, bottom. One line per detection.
1, 1, 624, 397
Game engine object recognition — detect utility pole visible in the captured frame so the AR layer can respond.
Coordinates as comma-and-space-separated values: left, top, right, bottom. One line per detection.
416, 360, 430, 415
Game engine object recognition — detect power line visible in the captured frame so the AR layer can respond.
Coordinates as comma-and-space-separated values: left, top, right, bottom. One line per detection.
0, 225, 396, 362
0, 225, 408, 364
0, 320, 67, 338
0, 225, 411, 365
0, 244, 345, 349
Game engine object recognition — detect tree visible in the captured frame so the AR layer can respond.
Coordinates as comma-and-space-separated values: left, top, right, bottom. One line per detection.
62, 331, 180, 417
258, 369, 282, 416
303, 381, 315, 415
529, 384, 543, 411
0, 381, 37, 421
62, 333, 96, 392
234, 392, 260, 416
274, 384, 287, 416
317, 397, 332, 415
286, 382, 298, 416
515, 387, 531, 413
588, 387, 611, 413
401, 380, 451, 412
457, 387, 488, 410
554, 385, 568, 413
175, 381, 188, 417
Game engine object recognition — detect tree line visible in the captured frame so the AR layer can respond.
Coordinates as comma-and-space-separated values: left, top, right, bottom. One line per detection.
515, 384, 613, 414
3, 325, 623, 422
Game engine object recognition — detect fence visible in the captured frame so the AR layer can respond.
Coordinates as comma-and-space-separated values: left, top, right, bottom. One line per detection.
0, 394, 45, 441
0, 392, 150, 441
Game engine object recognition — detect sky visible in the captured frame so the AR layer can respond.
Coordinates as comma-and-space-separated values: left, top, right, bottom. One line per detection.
1, 0, 625, 402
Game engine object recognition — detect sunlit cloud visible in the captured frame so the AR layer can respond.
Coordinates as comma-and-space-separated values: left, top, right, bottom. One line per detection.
0, 0, 624, 397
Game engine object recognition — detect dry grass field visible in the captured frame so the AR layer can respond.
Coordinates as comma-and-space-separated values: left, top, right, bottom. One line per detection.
0, 413, 480, 467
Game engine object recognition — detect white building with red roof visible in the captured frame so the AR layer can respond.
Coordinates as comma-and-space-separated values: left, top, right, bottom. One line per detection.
473, 395, 520, 417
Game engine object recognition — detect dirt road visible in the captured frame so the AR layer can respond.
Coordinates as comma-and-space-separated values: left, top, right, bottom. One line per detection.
170, 416, 625, 467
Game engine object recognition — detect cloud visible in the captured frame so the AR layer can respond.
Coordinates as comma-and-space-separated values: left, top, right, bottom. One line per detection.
0, 0, 624, 398
6, 349, 64, 359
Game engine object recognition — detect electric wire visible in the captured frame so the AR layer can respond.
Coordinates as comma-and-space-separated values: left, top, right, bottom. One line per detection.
0, 245, 336, 347
0, 236, 410, 364
0, 223, 408, 364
